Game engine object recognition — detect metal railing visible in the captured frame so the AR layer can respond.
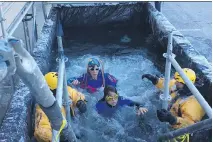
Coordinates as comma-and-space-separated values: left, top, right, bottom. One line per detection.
52, 10, 77, 142
0, 2, 75, 141
161, 32, 173, 109
160, 32, 212, 140
7, 2, 33, 36
163, 32, 212, 118
159, 118, 212, 141
0, 2, 35, 95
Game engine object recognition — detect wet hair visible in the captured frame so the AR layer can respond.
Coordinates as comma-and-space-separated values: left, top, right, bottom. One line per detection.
100, 85, 118, 101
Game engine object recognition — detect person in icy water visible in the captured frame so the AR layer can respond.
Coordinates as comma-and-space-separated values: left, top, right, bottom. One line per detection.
96, 85, 148, 117
34, 72, 87, 142
67, 58, 117, 93
142, 68, 205, 142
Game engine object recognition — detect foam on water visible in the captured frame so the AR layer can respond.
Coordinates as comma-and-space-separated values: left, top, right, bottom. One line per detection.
65, 42, 169, 142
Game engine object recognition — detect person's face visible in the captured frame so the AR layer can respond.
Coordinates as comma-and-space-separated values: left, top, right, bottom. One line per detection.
88, 65, 100, 77
175, 81, 184, 89
105, 91, 118, 106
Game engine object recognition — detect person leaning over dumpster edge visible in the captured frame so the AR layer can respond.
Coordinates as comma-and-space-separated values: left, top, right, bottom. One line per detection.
142, 68, 205, 142
96, 85, 148, 117
67, 58, 118, 93
34, 72, 87, 142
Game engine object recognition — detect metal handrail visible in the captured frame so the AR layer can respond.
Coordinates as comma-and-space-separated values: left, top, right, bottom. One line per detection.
0, 4, 7, 38
169, 55, 212, 117
162, 32, 173, 109
160, 32, 212, 140
52, 10, 77, 142
159, 118, 212, 141
42, 2, 47, 21
2, 2, 14, 15
7, 2, 33, 36
52, 48, 65, 142
31, 3, 38, 54
163, 32, 212, 117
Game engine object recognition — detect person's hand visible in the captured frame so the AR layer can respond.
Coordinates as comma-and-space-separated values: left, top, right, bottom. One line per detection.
141, 74, 158, 85
157, 109, 177, 125
76, 100, 87, 113
137, 107, 148, 115
72, 79, 80, 86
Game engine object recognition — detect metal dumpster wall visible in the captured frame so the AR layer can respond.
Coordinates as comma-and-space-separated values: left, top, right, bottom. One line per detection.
60, 2, 146, 29
0, 8, 58, 141
59, 2, 211, 105
143, 3, 212, 106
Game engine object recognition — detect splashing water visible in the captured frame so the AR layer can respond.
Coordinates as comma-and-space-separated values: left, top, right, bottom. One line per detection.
64, 39, 169, 142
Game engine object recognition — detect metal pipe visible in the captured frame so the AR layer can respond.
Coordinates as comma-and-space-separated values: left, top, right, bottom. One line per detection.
42, 2, 48, 21
48, 2, 119, 4
25, 18, 31, 54
8, 37, 63, 132
7, 2, 33, 36
57, 36, 63, 52
169, 55, 212, 117
22, 21, 29, 51
158, 118, 212, 141
162, 33, 173, 109
48, 1, 121, 7
0, 4, 7, 38
32, 3, 38, 53
63, 71, 71, 123
56, 59, 64, 108
2, 2, 14, 15
8, 38, 55, 107
10, 75, 15, 94
52, 58, 65, 142
63, 71, 77, 142
52, 35, 65, 142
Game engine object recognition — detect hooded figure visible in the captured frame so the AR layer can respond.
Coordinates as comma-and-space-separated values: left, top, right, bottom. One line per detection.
142, 68, 205, 142
34, 72, 87, 142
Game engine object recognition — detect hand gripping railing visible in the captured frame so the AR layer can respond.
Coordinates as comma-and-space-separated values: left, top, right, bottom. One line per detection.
159, 32, 212, 140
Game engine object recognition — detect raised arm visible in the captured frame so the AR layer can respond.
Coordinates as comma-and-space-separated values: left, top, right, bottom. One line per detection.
119, 97, 148, 115
67, 74, 86, 86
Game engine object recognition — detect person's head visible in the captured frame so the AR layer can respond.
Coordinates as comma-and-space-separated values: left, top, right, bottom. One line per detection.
87, 58, 101, 78
44, 72, 58, 95
76, 100, 87, 113
103, 85, 119, 106
174, 68, 196, 89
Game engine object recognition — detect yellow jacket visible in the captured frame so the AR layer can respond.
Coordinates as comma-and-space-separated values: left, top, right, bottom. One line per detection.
67, 86, 85, 116
155, 78, 205, 129
34, 86, 85, 142
34, 105, 66, 142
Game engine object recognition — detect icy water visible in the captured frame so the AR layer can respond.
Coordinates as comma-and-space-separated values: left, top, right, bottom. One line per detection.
63, 29, 169, 142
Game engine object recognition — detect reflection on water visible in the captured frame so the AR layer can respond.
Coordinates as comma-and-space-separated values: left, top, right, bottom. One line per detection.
64, 39, 169, 142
